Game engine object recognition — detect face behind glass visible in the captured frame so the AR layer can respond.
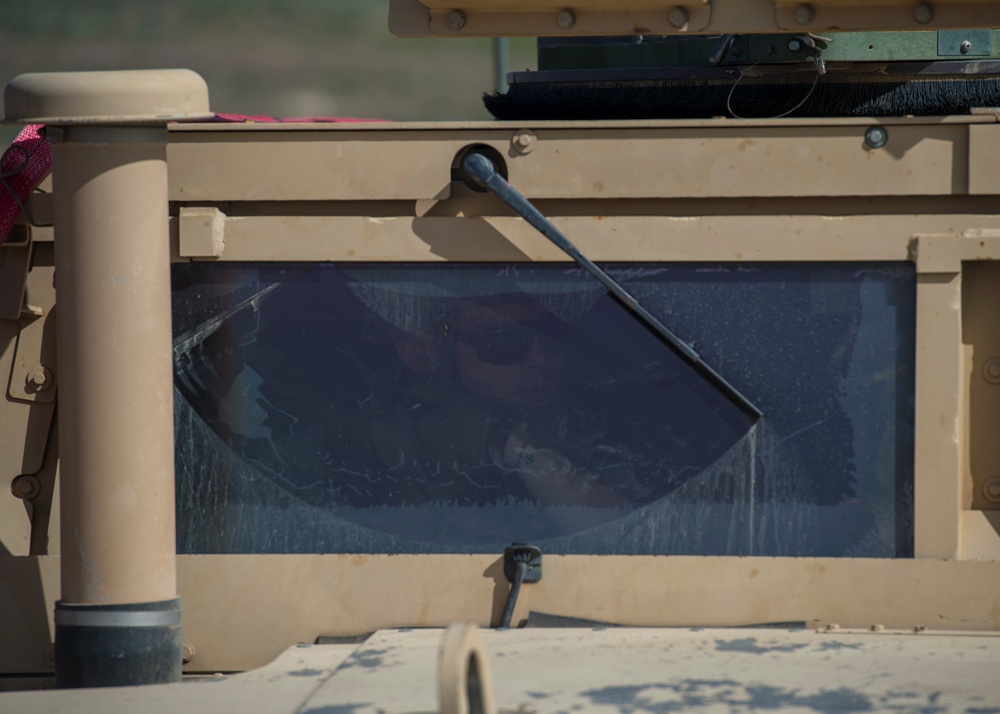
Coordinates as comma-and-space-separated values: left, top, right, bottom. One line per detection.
452, 300, 565, 409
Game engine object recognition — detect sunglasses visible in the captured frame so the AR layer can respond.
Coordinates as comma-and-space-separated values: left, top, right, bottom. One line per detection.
453, 316, 568, 366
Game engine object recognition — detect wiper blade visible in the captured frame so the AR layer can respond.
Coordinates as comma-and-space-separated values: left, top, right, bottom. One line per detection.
461, 152, 762, 421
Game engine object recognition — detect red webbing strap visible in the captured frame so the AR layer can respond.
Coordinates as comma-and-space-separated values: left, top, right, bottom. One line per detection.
0, 124, 52, 246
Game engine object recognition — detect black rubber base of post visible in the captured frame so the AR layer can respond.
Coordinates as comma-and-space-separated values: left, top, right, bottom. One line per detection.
55, 598, 182, 688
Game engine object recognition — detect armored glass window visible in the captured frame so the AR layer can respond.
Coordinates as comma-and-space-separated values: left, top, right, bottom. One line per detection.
172, 262, 914, 557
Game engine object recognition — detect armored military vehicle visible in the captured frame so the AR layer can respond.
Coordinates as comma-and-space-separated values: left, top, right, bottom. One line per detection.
1, 1, 999, 711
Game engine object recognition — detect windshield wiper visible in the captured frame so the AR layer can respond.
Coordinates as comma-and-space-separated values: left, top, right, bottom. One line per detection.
461, 151, 762, 421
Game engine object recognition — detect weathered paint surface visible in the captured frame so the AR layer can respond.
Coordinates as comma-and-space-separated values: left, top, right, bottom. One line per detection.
5, 627, 999, 713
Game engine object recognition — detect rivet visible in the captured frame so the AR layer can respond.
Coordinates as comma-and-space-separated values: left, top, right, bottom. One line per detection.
11, 475, 41, 500
982, 357, 1000, 384
961, 40, 972, 54
983, 477, 1000, 504
447, 10, 466, 31
668, 7, 689, 29
914, 3, 934, 23
557, 10, 576, 29
864, 126, 889, 149
183, 643, 196, 664
788, 39, 803, 52
794, 4, 814, 25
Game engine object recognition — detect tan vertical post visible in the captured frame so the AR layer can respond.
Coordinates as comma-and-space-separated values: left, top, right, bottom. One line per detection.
3, 70, 211, 688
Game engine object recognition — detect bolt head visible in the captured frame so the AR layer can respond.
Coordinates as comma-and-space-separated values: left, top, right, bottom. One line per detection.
865, 126, 888, 150
794, 4, 814, 25
983, 357, 1000, 384
25, 365, 53, 392
182, 643, 197, 664
984, 477, 1000, 504
447, 10, 466, 31
556, 10, 575, 29
914, 3, 934, 23
11, 475, 40, 500
512, 130, 537, 154
668, 7, 689, 29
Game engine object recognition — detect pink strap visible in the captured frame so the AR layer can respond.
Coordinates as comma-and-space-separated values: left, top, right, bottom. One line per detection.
0, 124, 52, 246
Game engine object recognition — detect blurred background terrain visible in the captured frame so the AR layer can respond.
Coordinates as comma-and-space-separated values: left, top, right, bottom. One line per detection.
1, 0, 535, 140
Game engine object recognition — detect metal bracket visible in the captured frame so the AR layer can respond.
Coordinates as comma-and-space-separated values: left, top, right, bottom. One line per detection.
938, 29, 993, 57
179, 206, 226, 259
0, 239, 31, 322
914, 230, 1000, 274
3, 236, 57, 405
8, 307, 57, 405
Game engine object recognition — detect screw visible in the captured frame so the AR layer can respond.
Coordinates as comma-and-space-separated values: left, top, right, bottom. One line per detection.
182, 643, 196, 664
982, 358, 1000, 384
668, 7, 689, 28
983, 477, 1000, 504
961, 40, 972, 54
556, 10, 575, 29
794, 5, 814, 25
11, 475, 41, 500
447, 10, 466, 31
914, 3, 934, 23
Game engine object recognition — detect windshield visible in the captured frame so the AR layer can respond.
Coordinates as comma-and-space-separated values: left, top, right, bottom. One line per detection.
172, 262, 914, 557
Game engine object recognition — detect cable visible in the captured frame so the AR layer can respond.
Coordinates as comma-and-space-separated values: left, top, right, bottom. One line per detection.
726, 49, 821, 120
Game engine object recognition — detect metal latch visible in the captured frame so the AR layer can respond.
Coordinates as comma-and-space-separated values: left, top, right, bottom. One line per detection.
787, 34, 830, 74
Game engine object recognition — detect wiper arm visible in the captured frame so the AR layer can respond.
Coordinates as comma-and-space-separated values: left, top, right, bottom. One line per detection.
461, 152, 762, 421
